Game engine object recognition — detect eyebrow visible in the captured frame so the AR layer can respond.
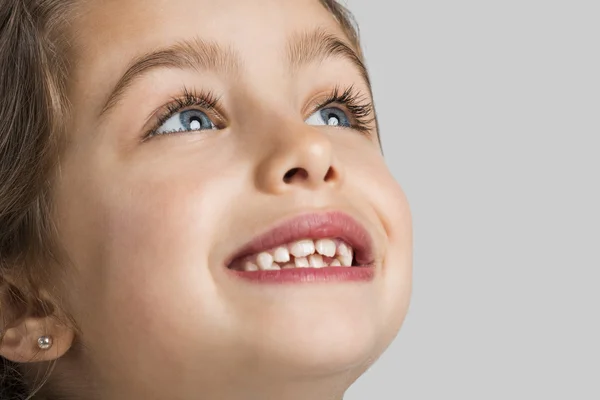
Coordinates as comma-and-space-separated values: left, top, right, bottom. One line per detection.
98, 28, 371, 119
286, 28, 371, 89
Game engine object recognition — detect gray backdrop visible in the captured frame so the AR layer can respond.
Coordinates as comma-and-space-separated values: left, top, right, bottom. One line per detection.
343, 0, 599, 399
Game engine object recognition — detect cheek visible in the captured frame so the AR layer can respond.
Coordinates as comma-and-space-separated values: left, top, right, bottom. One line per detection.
381, 173, 413, 338
350, 153, 413, 343
61, 160, 235, 350
102, 172, 217, 306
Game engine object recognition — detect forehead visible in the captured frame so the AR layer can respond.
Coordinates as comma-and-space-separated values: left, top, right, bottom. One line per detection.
66, 0, 363, 122
70, 0, 348, 69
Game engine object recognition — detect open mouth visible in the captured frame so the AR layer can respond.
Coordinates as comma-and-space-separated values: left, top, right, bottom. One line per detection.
228, 238, 358, 271
224, 211, 375, 273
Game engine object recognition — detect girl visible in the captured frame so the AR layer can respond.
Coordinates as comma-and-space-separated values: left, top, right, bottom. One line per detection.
0, 0, 412, 398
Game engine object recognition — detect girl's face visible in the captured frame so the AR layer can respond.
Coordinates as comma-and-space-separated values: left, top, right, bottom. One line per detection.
52, 0, 412, 398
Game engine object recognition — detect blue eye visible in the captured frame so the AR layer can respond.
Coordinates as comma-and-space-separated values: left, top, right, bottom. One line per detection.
305, 107, 351, 127
155, 109, 216, 135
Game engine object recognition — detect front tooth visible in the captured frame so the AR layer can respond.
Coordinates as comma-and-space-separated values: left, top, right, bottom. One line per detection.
337, 243, 353, 266
290, 240, 315, 258
308, 254, 325, 268
330, 259, 342, 267
273, 247, 290, 263
257, 252, 274, 270
315, 239, 336, 257
282, 263, 295, 269
295, 257, 310, 268
244, 261, 259, 271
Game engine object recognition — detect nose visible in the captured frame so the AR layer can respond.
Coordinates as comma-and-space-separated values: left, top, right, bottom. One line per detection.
254, 125, 345, 194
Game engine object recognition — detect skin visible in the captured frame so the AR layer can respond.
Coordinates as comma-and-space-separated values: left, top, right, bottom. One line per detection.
0, 0, 412, 399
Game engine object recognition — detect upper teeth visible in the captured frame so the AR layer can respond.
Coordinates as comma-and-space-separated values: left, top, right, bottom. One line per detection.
256, 252, 276, 270
315, 239, 337, 257
290, 239, 315, 258
233, 238, 354, 271
273, 247, 290, 263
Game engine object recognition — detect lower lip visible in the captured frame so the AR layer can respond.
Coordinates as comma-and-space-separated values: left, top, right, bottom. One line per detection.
228, 266, 375, 283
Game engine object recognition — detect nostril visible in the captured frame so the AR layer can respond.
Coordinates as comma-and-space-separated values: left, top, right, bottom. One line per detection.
283, 168, 308, 183
323, 166, 336, 182
283, 166, 339, 184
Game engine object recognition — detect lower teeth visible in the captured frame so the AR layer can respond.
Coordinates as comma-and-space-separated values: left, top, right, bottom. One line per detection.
236, 255, 354, 271
229, 238, 356, 271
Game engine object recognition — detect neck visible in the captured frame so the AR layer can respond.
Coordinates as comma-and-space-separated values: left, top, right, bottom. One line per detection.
43, 345, 357, 400
197, 372, 352, 400
106, 372, 351, 400
96, 380, 347, 400
225, 382, 346, 400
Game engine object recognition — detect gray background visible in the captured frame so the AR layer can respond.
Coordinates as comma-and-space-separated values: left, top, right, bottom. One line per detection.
343, 0, 600, 399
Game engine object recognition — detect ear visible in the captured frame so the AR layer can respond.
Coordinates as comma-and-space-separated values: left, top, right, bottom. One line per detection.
0, 316, 75, 363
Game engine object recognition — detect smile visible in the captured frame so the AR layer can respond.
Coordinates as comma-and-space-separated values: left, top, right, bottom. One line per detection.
225, 211, 376, 283
228, 238, 356, 270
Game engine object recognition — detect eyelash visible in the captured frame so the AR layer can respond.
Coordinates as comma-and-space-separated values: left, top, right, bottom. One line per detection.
144, 88, 223, 140
308, 84, 376, 134
144, 85, 375, 139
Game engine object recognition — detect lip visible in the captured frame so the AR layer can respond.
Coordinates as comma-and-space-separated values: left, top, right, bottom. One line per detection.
223, 211, 376, 283
229, 267, 375, 283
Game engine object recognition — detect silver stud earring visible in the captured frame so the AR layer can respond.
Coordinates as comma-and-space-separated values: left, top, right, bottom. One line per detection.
37, 335, 53, 350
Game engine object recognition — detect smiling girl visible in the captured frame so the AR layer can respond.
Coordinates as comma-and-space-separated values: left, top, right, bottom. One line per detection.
0, 0, 412, 399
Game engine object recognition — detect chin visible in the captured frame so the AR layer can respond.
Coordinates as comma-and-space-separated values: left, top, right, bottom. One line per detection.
241, 295, 386, 378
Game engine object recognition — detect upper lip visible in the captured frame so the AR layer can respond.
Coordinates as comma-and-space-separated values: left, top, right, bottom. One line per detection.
224, 211, 375, 267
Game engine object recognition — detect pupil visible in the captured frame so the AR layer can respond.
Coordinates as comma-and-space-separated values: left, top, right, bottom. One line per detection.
327, 114, 339, 126
189, 117, 202, 130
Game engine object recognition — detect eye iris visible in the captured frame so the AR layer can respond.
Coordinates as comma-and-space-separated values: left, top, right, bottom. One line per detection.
320, 108, 349, 127
180, 110, 211, 131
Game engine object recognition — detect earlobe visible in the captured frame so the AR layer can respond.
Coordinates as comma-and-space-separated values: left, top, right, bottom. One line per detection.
0, 317, 74, 363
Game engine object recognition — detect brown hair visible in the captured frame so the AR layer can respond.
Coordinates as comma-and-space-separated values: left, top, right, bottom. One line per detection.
0, 0, 363, 397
